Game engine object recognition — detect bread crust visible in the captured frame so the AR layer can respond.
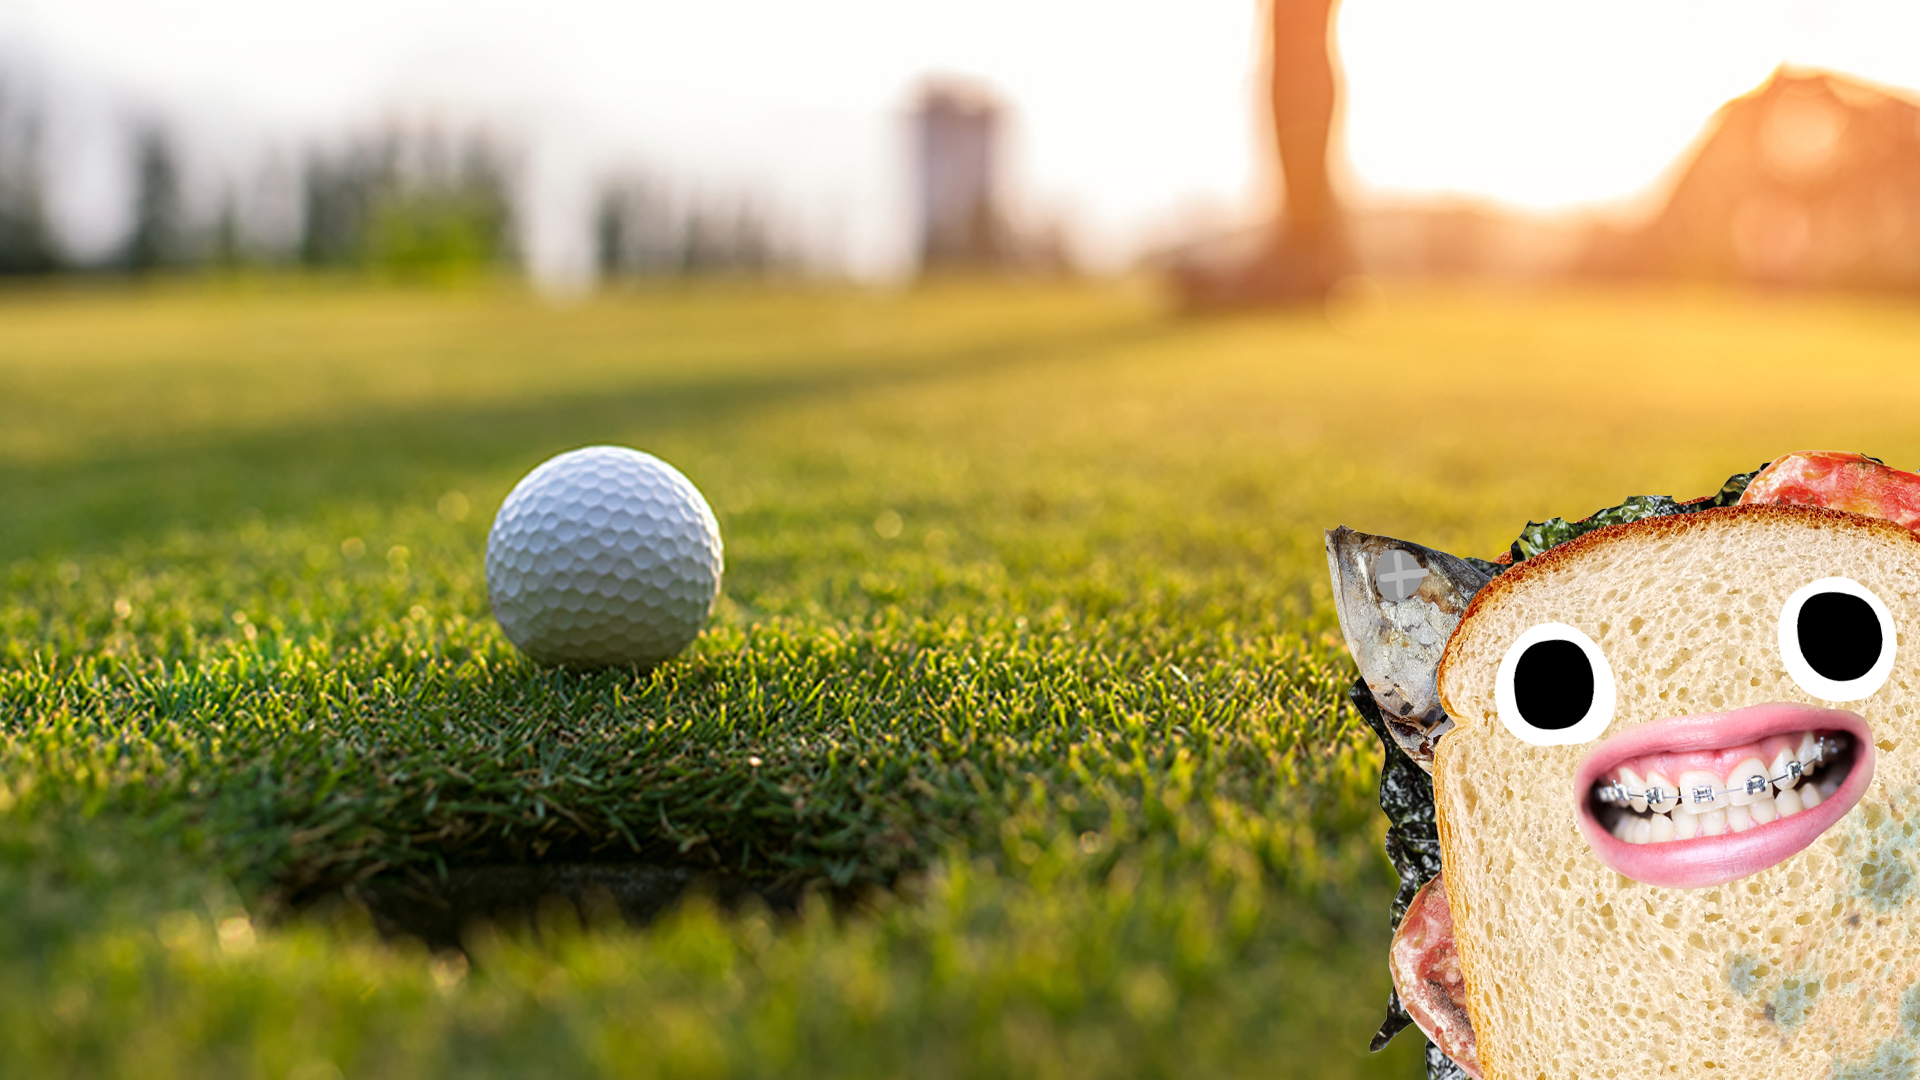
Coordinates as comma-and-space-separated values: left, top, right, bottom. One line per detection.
1430, 751, 1480, 1072
1431, 502, 1920, 1078
1437, 503, 1918, 720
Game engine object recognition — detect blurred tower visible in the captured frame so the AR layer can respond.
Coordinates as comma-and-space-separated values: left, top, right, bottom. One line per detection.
1169, 0, 1351, 310
913, 82, 1005, 271
1266, 0, 1350, 293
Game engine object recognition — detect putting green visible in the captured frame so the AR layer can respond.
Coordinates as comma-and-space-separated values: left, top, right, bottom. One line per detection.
2, 277, 1914, 1077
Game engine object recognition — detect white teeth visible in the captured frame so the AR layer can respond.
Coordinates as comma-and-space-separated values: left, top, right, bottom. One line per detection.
1771, 748, 1801, 793
1593, 730, 1848, 846
1679, 769, 1723, 810
1799, 731, 1823, 766
1728, 757, 1771, 806
1725, 803, 1754, 833
1672, 808, 1700, 840
1620, 766, 1648, 813
1645, 769, 1677, 813
1648, 813, 1676, 842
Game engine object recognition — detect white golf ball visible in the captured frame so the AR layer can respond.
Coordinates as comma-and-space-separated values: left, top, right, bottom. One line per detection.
486, 446, 723, 668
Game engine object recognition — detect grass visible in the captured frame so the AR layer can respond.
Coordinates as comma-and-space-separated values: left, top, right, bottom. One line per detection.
4, 277, 1920, 1078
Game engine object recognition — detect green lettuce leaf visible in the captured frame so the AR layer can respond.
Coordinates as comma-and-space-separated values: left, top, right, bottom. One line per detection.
1506, 465, 1765, 564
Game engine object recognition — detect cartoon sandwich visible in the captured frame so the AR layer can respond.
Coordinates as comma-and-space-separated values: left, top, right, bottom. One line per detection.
1329, 451, 1920, 1079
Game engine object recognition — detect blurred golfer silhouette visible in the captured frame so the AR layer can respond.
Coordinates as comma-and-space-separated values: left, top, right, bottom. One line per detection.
1176, 0, 1352, 309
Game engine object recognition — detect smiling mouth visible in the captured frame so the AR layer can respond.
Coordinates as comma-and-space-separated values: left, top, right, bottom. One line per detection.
1591, 729, 1853, 840
1573, 703, 1875, 889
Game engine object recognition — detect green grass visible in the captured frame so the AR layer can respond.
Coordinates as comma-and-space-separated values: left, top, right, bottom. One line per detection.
5, 277, 1920, 1078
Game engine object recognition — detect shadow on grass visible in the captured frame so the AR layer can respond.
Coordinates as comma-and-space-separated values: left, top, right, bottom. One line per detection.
322, 862, 810, 954
0, 317, 1174, 562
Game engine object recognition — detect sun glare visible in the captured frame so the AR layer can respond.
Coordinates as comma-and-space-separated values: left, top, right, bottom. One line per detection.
1340, 0, 1920, 213
6, 0, 1920, 272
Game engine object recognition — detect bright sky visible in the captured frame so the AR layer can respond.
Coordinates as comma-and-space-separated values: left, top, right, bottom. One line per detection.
2, 0, 1918, 280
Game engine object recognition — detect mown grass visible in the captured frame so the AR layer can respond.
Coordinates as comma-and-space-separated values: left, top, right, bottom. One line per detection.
4, 277, 1920, 1078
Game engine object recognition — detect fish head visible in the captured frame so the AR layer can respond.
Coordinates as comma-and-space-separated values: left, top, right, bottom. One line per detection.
1326, 525, 1492, 771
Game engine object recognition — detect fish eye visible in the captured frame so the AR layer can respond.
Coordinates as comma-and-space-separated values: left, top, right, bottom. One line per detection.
1778, 576, 1896, 702
1495, 622, 1617, 746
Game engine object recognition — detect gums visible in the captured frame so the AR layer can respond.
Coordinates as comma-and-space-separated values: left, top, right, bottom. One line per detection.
1572, 704, 1875, 889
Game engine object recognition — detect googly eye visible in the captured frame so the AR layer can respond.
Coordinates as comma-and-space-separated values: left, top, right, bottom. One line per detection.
1495, 622, 1617, 746
1778, 576, 1896, 702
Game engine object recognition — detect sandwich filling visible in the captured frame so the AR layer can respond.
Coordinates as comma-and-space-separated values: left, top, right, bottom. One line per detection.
1571, 703, 1874, 889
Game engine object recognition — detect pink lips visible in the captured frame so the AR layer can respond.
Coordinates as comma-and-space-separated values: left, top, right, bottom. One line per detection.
1574, 703, 1875, 889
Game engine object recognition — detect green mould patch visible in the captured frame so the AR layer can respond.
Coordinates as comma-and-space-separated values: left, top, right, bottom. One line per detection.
1770, 976, 1823, 1030
1903, 983, 1920, 1039
1849, 801, 1920, 913
1833, 1038, 1920, 1080
1727, 954, 1764, 997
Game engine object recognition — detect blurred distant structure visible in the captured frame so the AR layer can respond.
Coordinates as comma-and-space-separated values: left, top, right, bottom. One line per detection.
0, 71, 58, 275
1171, 0, 1349, 309
1264, 0, 1349, 290
593, 172, 783, 280
1168, 58, 1920, 297
907, 79, 1073, 276
301, 127, 518, 278
913, 82, 1005, 270
1589, 68, 1920, 291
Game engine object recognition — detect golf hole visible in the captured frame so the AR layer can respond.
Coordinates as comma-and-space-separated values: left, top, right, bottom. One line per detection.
294, 864, 809, 953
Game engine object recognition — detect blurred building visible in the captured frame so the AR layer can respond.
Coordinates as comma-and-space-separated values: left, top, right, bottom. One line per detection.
912, 82, 1006, 270
1591, 68, 1920, 291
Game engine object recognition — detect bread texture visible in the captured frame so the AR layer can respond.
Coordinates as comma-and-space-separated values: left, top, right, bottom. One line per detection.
1435, 504, 1920, 1078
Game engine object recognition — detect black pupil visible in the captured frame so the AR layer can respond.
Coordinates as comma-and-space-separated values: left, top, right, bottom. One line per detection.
1798, 592, 1881, 682
1513, 639, 1595, 730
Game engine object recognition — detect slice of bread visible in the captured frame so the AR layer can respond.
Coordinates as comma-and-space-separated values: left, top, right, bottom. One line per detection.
1435, 503, 1920, 1077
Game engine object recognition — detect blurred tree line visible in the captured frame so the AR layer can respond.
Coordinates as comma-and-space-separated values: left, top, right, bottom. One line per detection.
0, 112, 520, 278
121, 123, 518, 279
0, 60, 792, 283
0, 70, 57, 276
593, 172, 789, 281
298, 130, 517, 277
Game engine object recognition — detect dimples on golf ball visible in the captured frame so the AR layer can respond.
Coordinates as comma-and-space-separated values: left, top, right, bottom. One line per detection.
486, 446, 723, 668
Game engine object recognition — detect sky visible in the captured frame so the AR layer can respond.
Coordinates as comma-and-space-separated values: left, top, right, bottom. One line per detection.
2, 0, 1919, 281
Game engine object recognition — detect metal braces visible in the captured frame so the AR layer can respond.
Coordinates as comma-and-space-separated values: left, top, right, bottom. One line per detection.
1592, 735, 1843, 811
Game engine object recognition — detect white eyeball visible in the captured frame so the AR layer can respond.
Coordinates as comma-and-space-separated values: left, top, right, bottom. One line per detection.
1778, 576, 1896, 702
1495, 622, 1617, 746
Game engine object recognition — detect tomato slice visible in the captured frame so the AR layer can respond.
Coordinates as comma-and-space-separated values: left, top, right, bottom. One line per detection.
1388, 873, 1482, 1078
1739, 451, 1920, 533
